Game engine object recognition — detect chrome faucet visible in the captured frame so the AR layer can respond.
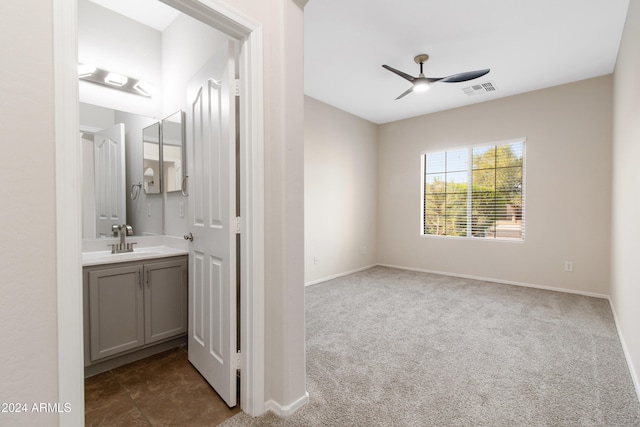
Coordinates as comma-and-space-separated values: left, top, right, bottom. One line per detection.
110, 224, 136, 253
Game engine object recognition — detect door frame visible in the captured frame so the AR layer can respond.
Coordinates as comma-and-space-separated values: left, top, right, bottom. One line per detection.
53, 0, 265, 424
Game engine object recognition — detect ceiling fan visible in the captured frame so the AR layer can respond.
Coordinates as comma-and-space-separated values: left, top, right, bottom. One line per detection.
382, 54, 490, 100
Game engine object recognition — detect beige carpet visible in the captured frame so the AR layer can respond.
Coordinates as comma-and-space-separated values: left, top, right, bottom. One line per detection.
221, 266, 640, 426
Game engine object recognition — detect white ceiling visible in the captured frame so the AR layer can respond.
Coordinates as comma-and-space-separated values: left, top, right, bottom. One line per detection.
87, 0, 630, 125
304, 0, 630, 124
87, 0, 180, 31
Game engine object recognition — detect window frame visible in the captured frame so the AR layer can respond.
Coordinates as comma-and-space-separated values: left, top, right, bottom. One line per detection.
420, 138, 527, 241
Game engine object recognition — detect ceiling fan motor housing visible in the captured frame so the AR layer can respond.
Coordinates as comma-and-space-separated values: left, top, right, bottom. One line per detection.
414, 54, 429, 64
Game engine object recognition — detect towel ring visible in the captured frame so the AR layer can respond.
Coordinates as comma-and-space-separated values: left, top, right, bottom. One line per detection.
181, 175, 189, 197
130, 182, 142, 200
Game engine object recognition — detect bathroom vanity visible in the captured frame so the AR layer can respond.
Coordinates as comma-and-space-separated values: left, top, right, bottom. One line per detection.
82, 244, 188, 377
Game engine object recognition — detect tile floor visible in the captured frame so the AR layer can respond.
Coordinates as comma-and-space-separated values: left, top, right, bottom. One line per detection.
85, 346, 240, 426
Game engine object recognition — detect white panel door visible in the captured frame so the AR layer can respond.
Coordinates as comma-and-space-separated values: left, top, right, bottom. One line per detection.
93, 123, 125, 237
186, 41, 237, 407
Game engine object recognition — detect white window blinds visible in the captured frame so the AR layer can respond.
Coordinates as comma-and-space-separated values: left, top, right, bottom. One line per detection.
423, 140, 525, 240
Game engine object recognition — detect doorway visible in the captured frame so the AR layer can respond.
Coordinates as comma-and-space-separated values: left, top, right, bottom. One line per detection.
54, 0, 266, 423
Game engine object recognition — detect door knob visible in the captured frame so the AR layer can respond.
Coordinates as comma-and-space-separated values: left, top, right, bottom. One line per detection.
184, 232, 194, 241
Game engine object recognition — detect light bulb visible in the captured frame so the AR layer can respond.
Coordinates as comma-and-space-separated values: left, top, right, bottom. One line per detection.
104, 72, 128, 87
413, 79, 430, 92
78, 63, 96, 78
133, 80, 154, 97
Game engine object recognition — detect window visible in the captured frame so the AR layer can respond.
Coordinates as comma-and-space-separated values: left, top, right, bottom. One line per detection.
422, 140, 525, 240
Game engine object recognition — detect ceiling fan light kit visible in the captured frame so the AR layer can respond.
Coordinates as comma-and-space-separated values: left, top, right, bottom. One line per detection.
382, 54, 490, 100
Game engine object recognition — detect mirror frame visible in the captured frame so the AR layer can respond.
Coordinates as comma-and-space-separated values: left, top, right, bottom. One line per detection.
142, 121, 162, 194
161, 110, 186, 194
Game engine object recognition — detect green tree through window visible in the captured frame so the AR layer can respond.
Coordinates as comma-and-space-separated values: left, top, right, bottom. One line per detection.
423, 140, 525, 239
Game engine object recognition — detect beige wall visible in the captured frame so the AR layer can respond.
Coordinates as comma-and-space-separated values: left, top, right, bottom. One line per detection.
377, 76, 613, 296
304, 96, 378, 284
242, 0, 307, 409
611, 0, 640, 394
0, 1, 60, 426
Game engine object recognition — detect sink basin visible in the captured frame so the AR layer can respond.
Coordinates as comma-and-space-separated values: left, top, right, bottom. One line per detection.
82, 245, 188, 266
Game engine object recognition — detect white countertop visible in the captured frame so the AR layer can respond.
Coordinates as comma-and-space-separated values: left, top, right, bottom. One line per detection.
82, 236, 189, 267
82, 246, 188, 266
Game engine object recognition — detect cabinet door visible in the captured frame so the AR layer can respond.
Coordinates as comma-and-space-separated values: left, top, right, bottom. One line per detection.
89, 265, 144, 361
144, 258, 188, 344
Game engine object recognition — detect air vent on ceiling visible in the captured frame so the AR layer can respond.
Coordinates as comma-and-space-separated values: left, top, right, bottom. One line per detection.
462, 81, 497, 96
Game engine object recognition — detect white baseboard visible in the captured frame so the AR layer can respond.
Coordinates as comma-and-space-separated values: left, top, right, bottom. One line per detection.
377, 263, 610, 299
264, 391, 309, 417
305, 264, 377, 287
608, 299, 640, 403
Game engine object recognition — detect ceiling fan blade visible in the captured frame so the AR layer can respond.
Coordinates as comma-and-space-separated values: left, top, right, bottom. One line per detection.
395, 86, 414, 100
382, 65, 415, 82
439, 69, 490, 83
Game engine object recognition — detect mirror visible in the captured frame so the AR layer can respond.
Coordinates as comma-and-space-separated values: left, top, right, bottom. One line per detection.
80, 103, 160, 238
161, 111, 185, 193
80, 103, 186, 239
143, 122, 161, 194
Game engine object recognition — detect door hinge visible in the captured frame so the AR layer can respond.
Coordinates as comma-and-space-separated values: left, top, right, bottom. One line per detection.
234, 216, 241, 234
234, 79, 240, 97
235, 351, 242, 371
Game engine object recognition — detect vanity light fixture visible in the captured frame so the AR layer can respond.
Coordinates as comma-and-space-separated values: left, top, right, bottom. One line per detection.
104, 72, 128, 87
78, 63, 154, 98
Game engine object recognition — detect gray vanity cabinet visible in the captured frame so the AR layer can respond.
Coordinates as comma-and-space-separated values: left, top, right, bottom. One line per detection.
144, 259, 188, 344
88, 264, 144, 361
84, 256, 188, 365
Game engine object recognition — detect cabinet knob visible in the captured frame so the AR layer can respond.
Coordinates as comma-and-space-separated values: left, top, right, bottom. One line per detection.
184, 232, 194, 241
